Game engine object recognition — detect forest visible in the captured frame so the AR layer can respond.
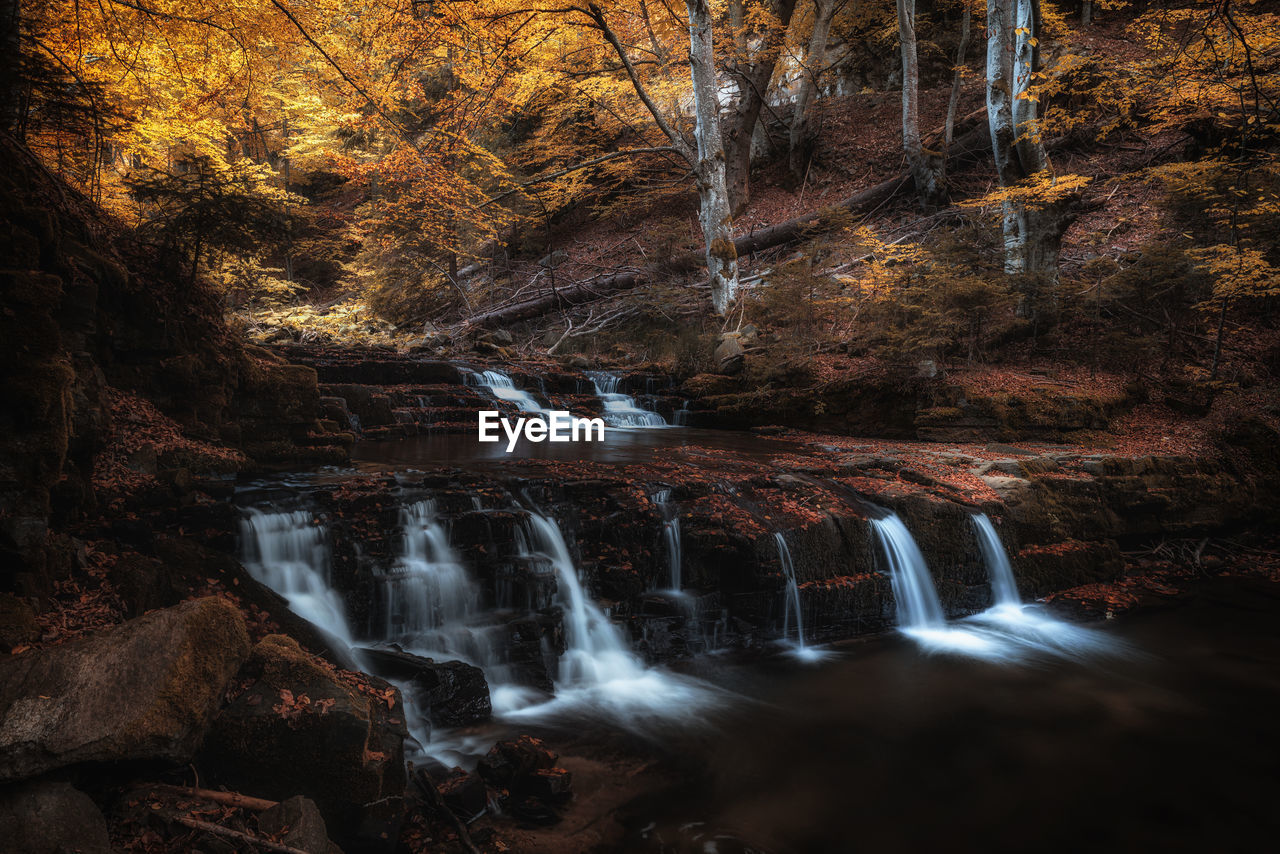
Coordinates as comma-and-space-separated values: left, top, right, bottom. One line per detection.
2, 0, 1279, 852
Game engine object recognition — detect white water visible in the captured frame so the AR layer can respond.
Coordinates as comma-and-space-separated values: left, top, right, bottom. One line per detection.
774, 532, 830, 663
501, 511, 722, 730
973, 513, 1020, 606
385, 500, 478, 640
869, 509, 1125, 661
240, 508, 356, 649
586, 371, 667, 428
653, 489, 682, 591
776, 533, 805, 646
465, 369, 549, 415
968, 514, 1126, 660
869, 513, 945, 630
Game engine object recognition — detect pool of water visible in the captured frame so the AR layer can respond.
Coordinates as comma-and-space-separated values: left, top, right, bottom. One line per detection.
528, 576, 1280, 853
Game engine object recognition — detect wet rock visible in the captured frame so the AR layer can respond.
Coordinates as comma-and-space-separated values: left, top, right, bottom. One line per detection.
0, 780, 111, 854
478, 736, 572, 823
0, 596, 250, 782
257, 795, 343, 854
436, 771, 487, 820
203, 634, 407, 851
477, 735, 557, 788
356, 647, 491, 727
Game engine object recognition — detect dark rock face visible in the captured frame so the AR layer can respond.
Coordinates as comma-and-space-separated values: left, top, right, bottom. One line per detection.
0, 136, 343, 603
0, 596, 250, 782
0, 780, 111, 854
357, 647, 491, 727
204, 634, 408, 852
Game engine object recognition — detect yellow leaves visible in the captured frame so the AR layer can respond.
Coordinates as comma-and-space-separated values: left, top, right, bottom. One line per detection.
1189, 246, 1280, 305
959, 171, 1092, 214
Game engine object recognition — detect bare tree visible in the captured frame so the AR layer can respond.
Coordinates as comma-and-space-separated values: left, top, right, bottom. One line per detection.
986, 0, 1078, 313
585, 2, 740, 314
721, 0, 798, 215
898, 0, 945, 205
788, 0, 838, 182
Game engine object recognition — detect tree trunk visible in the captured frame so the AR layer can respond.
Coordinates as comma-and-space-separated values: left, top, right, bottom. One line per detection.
723, 0, 797, 215
898, 0, 945, 205
1082, 0, 1092, 26
686, 0, 740, 315
0, 0, 21, 136
788, 0, 837, 182
986, 0, 1074, 313
469, 120, 999, 328
945, 7, 971, 147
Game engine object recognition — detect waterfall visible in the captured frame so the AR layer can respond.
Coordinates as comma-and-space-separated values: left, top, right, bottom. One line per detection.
968, 513, 1128, 660
973, 513, 1020, 607
775, 533, 805, 647
869, 513, 945, 630
384, 500, 477, 640
240, 508, 355, 648
653, 489, 682, 591
586, 371, 667, 427
505, 510, 722, 728
465, 369, 548, 415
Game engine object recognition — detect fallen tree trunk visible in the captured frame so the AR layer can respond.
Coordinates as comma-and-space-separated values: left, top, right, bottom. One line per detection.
464, 273, 644, 329
467, 120, 994, 329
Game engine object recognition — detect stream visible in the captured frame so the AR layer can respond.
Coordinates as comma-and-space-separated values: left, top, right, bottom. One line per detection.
232, 373, 1280, 851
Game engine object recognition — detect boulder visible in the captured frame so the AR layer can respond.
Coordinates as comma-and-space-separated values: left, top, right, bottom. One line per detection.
357, 647, 491, 727
0, 780, 111, 854
476, 735, 557, 789
713, 335, 745, 374
477, 736, 574, 824
257, 796, 344, 854
0, 596, 250, 782
204, 634, 408, 852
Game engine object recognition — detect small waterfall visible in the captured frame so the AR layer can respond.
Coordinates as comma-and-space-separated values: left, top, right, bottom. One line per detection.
240, 508, 355, 648
973, 514, 1020, 606
586, 371, 667, 427
775, 533, 805, 647
524, 512, 638, 686
465, 369, 548, 414
384, 500, 477, 640
506, 510, 721, 728
869, 513, 945, 630
653, 489, 682, 591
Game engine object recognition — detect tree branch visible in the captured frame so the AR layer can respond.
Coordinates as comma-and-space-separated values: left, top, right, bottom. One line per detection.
481, 146, 680, 206
584, 2, 693, 161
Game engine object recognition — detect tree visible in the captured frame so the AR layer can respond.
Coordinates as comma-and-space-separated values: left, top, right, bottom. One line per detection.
788, 0, 839, 182
584, 1, 740, 314
723, 0, 798, 214
898, 0, 945, 205
985, 0, 1079, 311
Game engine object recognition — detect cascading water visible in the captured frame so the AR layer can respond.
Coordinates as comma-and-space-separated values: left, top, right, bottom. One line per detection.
384, 500, 477, 640
465, 368, 549, 415
968, 513, 1125, 660
776, 533, 804, 646
973, 513, 1020, 607
240, 508, 356, 649
652, 489, 682, 591
869, 513, 945, 630
503, 510, 721, 730
869, 511, 1010, 658
586, 371, 667, 428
